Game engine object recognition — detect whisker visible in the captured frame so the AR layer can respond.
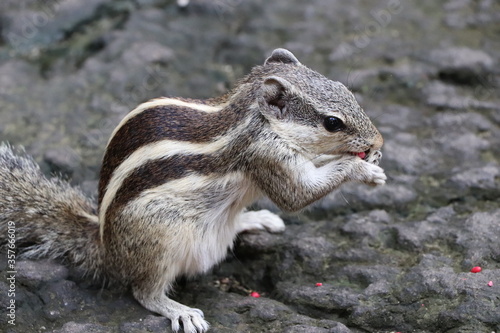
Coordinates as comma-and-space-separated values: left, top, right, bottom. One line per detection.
369, 113, 384, 123
308, 142, 350, 163
287, 142, 351, 174
339, 190, 351, 206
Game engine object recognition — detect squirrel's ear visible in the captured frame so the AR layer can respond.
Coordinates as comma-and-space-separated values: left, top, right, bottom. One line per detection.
264, 48, 301, 66
261, 76, 292, 119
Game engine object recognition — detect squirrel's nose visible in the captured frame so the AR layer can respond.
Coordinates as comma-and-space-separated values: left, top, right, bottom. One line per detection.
371, 130, 384, 151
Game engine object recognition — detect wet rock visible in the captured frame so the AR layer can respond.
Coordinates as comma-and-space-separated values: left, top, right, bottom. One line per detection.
444, 0, 500, 29
350, 253, 500, 332
284, 322, 352, 333
422, 80, 499, 110
119, 315, 170, 333
340, 264, 400, 289
52, 322, 109, 333
16, 259, 69, 289
277, 282, 360, 312
456, 209, 500, 265
43, 146, 82, 177
431, 111, 493, 132
318, 181, 418, 212
106, 40, 174, 99
436, 132, 490, 161
121, 41, 174, 67
341, 210, 392, 239
382, 134, 437, 174
449, 164, 500, 192
80, 179, 99, 198
428, 47, 494, 85
393, 206, 456, 251
375, 104, 426, 132
39, 280, 88, 320
1, 0, 109, 54
237, 229, 284, 254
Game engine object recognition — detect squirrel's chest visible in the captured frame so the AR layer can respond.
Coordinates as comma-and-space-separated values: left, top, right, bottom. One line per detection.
135, 171, 259, 219
191, 173, 260, 273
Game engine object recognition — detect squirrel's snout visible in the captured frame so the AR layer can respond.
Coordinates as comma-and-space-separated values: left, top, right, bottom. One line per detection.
371, 130, 384, 151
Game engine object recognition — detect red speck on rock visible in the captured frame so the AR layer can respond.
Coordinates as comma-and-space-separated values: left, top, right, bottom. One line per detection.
470, 266, 482, 273
315, 283, 323, 287
488, 281, 493, 287
250, 291, 260, 298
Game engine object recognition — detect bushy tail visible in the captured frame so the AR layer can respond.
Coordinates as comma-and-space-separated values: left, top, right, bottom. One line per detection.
0, 144, 103, 280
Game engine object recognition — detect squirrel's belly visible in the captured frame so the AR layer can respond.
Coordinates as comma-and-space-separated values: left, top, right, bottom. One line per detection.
180, 174, 260, 275
118, 172, 258, 276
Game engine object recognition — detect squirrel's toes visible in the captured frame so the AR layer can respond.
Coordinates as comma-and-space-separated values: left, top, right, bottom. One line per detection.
133, 289, 209, 332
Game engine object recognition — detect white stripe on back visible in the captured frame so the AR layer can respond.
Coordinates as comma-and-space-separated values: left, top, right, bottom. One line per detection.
99, 136, 230, 238
107, 98, 227, 147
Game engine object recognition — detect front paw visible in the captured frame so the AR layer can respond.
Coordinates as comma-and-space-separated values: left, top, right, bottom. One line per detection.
357, 160, 387, 186
366, 149, 382, 165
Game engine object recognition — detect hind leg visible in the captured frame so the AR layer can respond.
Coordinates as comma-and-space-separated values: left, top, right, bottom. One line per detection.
128, 242, 209, 333
107, 210, 209, 332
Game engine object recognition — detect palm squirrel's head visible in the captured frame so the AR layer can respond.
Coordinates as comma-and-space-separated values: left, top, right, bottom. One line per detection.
247, 48, 383, 161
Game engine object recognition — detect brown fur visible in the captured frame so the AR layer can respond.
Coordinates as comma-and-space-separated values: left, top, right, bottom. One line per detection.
98, 103, 246, 205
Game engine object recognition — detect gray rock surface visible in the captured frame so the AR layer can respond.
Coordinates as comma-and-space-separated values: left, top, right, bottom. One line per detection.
0, 0, 499, 332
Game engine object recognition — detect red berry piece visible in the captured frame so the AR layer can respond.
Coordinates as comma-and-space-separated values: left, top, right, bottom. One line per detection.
470, 266, 482, 273
250, 291, 260, 298
315, 282, 323, 287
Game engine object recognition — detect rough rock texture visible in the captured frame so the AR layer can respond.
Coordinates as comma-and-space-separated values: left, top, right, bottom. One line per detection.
0, 0, 499, 332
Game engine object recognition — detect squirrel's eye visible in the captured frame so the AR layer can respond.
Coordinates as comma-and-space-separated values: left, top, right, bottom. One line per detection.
323, 116, 345, 132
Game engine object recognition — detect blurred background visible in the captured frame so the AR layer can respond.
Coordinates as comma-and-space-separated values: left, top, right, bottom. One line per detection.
0, 1, 499, 332
0, 0, 498, 187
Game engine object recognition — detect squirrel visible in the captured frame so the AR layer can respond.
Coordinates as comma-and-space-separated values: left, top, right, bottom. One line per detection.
0, 48, 386, 333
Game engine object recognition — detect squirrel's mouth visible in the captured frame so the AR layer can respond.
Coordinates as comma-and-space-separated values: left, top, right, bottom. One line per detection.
351, 150, 370, 160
